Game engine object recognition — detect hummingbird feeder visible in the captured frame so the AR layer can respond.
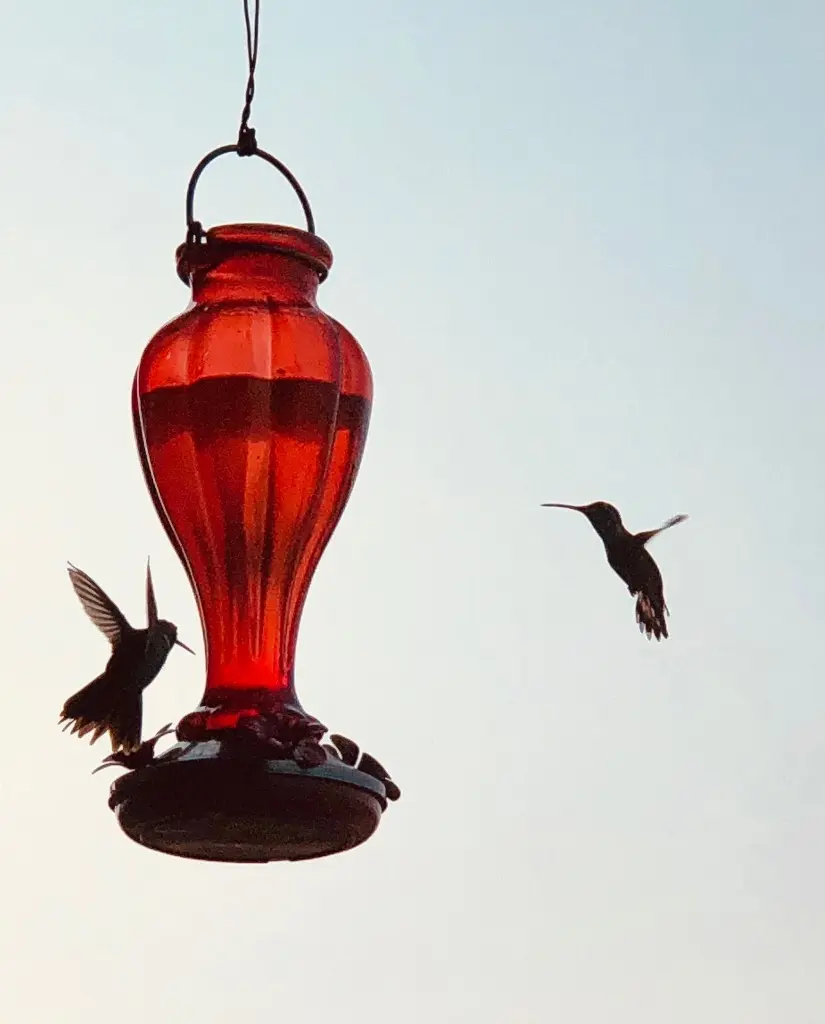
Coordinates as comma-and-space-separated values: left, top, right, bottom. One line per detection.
108, 0, 399, 862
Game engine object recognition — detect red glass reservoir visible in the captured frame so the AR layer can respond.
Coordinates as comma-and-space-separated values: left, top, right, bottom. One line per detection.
134, 224, 372, 731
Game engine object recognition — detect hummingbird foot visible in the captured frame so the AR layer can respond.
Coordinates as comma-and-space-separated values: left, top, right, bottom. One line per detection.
92, 723, 176, 774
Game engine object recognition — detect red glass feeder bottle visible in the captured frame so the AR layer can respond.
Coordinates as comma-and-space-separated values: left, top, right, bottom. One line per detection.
109, 145, 399, 863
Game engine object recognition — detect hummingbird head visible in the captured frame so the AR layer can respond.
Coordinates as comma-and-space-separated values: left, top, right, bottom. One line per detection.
541, 500, 625, 540
152, 619, 195, 656
145, 558, 194, 655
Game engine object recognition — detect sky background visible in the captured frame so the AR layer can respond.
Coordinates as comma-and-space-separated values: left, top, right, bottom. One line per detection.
1, 1, 824, 1021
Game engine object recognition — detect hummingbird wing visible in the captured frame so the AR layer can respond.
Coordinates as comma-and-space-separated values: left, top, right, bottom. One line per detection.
145, 558, 158, 627
67, 564, 130, 646
634, 513, 688, 546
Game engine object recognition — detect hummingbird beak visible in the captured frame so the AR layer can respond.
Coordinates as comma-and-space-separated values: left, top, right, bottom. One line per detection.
541, 503, 586, 512
175, 638, 196, 655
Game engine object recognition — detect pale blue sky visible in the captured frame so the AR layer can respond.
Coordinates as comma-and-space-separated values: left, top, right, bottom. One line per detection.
1, 2, 824, 1021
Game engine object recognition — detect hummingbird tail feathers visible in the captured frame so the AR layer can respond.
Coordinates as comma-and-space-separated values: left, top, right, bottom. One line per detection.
59, 675, 143, 754
635, 592, 669, 641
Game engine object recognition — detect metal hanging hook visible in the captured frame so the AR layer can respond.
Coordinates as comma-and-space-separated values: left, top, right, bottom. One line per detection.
181, 0, 317, 261
184, 145, 316, 241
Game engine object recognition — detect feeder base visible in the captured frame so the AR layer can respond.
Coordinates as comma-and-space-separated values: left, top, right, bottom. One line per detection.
108, 741, 386, 863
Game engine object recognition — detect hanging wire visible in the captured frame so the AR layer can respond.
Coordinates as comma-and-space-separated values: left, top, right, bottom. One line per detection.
179, 0, 318, 262
237, 0, 261, 155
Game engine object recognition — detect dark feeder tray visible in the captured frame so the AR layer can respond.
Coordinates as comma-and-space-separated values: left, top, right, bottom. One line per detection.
109, 740, 387, 863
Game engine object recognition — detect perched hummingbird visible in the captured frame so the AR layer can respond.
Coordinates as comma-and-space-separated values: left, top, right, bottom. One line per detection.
91, 723, 176, 774
541, 502, 688, 640
60, 561, 194, 753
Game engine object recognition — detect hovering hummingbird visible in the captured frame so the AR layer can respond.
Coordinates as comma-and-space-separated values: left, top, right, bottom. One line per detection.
60, 561, 194, 753
541, 501, 688, 640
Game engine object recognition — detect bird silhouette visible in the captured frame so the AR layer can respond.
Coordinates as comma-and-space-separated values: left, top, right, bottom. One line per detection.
91, 723, 176, 774
541, 501, 687, 640
60, 561, 194, 753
